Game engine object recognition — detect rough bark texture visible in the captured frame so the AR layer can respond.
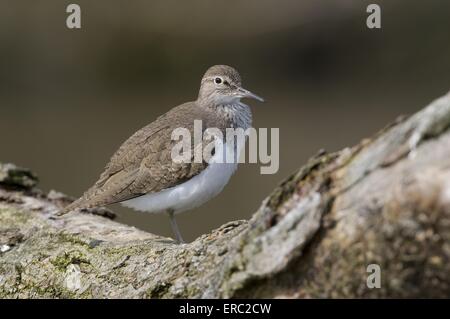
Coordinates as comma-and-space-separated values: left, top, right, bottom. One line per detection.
1, 92, 450, 298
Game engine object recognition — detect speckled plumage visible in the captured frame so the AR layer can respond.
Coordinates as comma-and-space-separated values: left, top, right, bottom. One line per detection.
59, 65, 260, 216
60, 102, 235, 214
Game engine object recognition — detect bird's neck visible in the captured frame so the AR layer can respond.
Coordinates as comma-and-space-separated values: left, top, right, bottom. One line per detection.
203, 101, 253, 130
220, 102, 252, 130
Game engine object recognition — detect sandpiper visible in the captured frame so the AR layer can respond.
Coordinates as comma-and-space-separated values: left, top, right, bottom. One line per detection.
58, 65, 264, 243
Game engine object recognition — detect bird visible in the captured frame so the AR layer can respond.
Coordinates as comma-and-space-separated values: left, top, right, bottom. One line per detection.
58, 65, 264, 243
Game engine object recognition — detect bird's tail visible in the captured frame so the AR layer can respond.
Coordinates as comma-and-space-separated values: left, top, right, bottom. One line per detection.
56, 197, 87, 216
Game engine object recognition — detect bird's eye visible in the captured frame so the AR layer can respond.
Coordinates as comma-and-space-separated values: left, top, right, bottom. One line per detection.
214, 77, 222, 84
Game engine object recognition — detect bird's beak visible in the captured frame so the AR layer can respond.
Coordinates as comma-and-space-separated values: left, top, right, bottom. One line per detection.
236, 86, 265, 102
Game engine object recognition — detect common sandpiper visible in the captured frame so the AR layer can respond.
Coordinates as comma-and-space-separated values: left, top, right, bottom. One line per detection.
58, 65, 264, 243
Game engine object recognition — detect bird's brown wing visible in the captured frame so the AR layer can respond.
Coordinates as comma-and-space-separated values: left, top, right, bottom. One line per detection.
58, 103, 219, 215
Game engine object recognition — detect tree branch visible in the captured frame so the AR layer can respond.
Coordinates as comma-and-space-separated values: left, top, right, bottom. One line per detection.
1, 92, 450, 298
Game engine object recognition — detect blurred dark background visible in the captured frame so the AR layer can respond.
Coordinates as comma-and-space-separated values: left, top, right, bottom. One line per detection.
1, 0, 449, 241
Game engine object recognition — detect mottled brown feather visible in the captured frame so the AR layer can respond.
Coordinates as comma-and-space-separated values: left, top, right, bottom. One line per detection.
59, 101, 232, 215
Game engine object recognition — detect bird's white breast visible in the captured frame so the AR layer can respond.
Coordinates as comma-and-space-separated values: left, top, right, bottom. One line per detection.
121, 140, 241, 214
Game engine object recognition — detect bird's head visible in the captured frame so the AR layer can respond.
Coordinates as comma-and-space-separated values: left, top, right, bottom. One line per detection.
198, 65, 264, 106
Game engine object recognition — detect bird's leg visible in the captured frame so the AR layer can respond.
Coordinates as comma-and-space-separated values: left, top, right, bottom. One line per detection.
167, 209, 185, 244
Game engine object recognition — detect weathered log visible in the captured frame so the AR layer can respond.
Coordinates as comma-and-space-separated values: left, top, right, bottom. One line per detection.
1, 92, 450, 298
